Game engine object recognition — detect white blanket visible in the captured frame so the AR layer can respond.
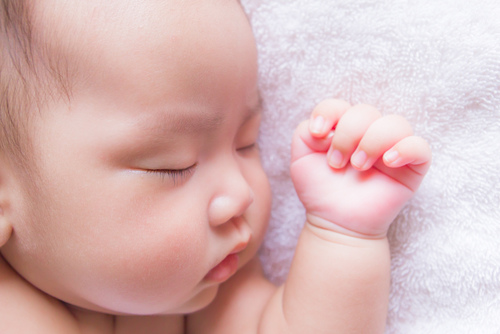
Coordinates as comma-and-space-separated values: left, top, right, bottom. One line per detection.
241, 0, 500, 332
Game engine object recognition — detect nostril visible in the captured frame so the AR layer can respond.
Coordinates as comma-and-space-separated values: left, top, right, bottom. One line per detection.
232, 217, 252, 244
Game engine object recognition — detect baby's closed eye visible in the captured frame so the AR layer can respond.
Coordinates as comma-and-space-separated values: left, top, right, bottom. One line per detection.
144, 163, 197, 185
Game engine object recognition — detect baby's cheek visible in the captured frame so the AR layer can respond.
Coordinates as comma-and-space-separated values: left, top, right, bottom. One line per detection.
135, 225, 207, 283
94, 224, 208, 313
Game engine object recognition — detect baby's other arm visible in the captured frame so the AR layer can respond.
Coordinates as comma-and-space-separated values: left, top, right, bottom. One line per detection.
0, 255, 83, 333
260, 100, 431, 333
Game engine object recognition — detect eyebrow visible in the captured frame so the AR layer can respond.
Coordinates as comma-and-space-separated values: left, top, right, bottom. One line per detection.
138, 94, 262, 136
167, 109, 225, 133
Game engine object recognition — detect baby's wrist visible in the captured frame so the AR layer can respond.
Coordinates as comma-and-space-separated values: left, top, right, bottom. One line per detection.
306, 214, 389, 242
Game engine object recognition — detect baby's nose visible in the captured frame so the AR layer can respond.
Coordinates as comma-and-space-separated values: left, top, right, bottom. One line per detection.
208, 171, 254, 227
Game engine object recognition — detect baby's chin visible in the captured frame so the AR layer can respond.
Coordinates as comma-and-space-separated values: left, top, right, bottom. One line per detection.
64, 285, 220, 317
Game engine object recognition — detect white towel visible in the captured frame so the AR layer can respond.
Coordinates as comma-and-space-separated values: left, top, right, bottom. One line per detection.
241, 0, 500, 332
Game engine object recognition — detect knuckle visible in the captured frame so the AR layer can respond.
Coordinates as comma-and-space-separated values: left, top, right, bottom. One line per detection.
331, 130, 357, 151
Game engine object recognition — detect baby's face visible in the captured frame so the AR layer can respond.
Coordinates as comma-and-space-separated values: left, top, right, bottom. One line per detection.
1, 0, 271, 314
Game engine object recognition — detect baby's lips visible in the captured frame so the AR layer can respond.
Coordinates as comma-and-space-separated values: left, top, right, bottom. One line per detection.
230, 240, 249, 254
204, 254, 239, 283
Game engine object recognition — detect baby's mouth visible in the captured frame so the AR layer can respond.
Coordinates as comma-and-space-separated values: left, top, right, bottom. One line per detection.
204, 253, 239, 282
204, 239, 249, 282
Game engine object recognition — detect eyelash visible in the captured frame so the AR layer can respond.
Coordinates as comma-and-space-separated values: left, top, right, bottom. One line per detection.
238, 143, 257, 152
146, 164, 197, 184
143, 143, 255, 184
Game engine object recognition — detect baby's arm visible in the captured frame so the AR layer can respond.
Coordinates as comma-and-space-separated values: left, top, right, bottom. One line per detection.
261, 100, 431, 333
0, 255, 82, 333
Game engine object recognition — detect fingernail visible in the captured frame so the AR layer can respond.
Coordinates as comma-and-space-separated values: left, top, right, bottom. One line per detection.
384, 149, 399, 164
328, 149, 343, 168
310, 115, 325, 134
351, 150, 367, 169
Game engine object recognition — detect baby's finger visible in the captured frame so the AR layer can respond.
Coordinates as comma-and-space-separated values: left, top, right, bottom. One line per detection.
351, 114, 413, 170
292, 120, 334, 163
383, 136, 432, 174
328, 104, 382, 169
309, 99, 351, 137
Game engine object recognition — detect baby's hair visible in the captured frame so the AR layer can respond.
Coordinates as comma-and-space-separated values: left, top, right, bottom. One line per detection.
1, 0, 70, 171
1, 0, 35, 163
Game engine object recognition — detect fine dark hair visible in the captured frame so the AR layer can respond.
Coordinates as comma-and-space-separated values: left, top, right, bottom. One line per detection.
1, 0, 69, 170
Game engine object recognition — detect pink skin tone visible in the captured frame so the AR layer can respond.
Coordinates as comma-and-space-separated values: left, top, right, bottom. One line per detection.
292, 99, 431, 238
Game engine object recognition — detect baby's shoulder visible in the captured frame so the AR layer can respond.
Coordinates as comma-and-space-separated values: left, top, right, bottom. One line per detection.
187, 258, 277, 334
0, 255, 82, 334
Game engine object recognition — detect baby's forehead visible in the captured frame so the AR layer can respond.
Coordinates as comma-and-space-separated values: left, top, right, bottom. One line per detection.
32, 1, 248, 82
29, 1, 258, 118
30, 2, 174, 64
